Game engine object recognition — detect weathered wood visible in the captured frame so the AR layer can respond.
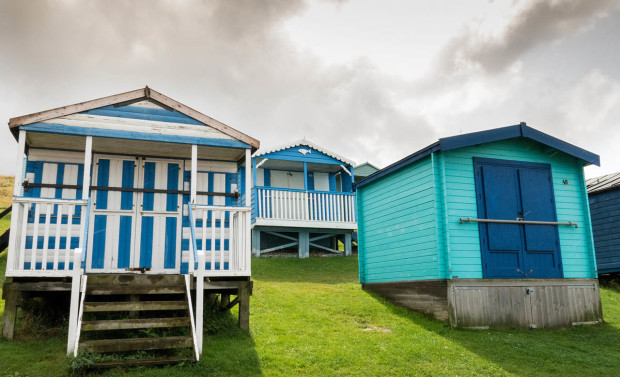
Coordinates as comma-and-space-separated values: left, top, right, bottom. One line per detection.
238, 281, 250, 330
1, 288, 19, 340
87, 274, 185, 286
447, 279, 602, 329
83, 300, 187, 312
82, 317, 191, 331
220, 296, 239, 311
86, 285, 185, 295
79, 336, 193, 353
220, 294, 231, 307
298, 231, 309, 258
87, 357, 195, 369
363, 280, 449, 322
6, 282, 72, 292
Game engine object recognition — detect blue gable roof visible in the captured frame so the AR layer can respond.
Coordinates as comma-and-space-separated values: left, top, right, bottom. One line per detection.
355, 123, 600, 189
80, 104, 206, 126
257, 145, 348, 166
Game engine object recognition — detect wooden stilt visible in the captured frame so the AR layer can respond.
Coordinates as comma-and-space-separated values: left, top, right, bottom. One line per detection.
298, 231, 309, 258
1, 286, 19, 340
238, 281, 250, 331
344, 233, 352, 256
220, 294, 230, 308
252, 228, 261, 256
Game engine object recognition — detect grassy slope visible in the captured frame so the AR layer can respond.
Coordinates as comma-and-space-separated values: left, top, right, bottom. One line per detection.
0, 257, 619, 376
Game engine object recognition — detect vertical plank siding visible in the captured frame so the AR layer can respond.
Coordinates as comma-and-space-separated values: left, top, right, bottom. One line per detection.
357, 156, 440, 283
589, 189, 620, 273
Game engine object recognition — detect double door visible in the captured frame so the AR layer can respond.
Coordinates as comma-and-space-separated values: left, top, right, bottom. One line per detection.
87, 155, 182, 273
474, 158, 563, 278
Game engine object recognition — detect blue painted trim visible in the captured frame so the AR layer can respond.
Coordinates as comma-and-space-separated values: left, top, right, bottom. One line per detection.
118, 215, 132, 269
23, 123, 251, 149
255, 186, 355, 195
166, 163, 179, 211
95, 159, 110, 210
164, 217, 177, 269
92, 215, 107, 269
355, 123, 600, 189
140, 216, 154, 268
142, 162, 155, 211
121, 160, 135, 210
81, 105, 203, 125
303, 162, 308, 191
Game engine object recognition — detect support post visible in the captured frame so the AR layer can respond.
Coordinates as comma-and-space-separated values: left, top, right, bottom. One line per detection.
67, 249, 83, 355
191, 145, 197, 204
344, 233, 352, 256
1, 285, 18, 340
238, 281, 250, 330
303, 162, 308, 191
245, 149, 252, 270
196, 275, 204, 354
13, 130, 26, 196
299, 231, 309, 258
82, 136, 92, 200
220, 294, 230, 308
7, 130, 27, 273
252, 228, 261, 257
252, 156, 257, 187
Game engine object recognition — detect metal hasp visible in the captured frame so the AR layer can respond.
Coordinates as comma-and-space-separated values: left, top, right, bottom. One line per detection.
459, 217, 578, 228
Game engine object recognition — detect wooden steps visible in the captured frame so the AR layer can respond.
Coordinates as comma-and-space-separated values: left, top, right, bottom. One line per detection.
82, 317, 191, 331
87, 357, 194, 370
84, 300, 188, 312
80, 336, 193, 353
76, 274, 196, 369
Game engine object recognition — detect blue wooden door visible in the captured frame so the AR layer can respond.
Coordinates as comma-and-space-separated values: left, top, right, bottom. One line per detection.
474, 158, 563, 279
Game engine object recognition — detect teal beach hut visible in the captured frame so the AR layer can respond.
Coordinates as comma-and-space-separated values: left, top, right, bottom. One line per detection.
355, 123, 602, 329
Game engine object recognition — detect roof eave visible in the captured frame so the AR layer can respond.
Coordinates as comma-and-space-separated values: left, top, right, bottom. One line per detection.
8, 86, 260, 151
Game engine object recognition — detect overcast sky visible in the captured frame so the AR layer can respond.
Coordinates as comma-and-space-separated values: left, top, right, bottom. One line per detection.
1, 0, 619, 178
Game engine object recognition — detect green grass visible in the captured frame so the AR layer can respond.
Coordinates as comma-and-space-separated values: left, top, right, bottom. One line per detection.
1, 254, 620, 376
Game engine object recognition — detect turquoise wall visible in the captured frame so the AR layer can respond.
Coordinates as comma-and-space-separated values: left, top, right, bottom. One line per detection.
357, 156, 441, 283
442, 138, 596, 279
357, 137, 597, 283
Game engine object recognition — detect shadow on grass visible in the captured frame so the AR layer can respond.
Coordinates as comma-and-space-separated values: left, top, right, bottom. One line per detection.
252, 256, 359, 284
364, 289, 620, 377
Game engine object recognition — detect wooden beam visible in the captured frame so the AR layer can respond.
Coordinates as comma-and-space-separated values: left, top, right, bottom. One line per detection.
191, 144, 197, 204
1, 287, 19, 340
299, 231, 309, 258
263, 231, 297, 242
260, 241, 298, 254
149, 89, 260, 150
8, 86, 260, 150
309, 241, 340, 253
9, 88, 145, 129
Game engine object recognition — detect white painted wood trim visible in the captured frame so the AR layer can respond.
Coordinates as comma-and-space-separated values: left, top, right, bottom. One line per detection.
252, 218, 358, 230
13, 130, 26, 196
191, 145, 197, 204
73, 275, 88, 356
82, 136, 92, 200
66, 249, 83, 355
185, 275, 200, 361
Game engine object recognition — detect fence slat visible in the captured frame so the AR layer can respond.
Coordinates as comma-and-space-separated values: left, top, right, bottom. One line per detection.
53, 204, 63, 270
19, 203, 29, 270
31, 204, 41, 270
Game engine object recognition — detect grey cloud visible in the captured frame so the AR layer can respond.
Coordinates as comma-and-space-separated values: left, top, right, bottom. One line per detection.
438, 0, 620, 75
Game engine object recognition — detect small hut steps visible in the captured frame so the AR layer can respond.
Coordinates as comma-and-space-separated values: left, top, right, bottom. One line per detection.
77, 274, 196, 369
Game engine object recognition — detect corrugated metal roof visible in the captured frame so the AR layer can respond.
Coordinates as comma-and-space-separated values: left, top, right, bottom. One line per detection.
587, 172, 620, 195
254, 138, 356, 166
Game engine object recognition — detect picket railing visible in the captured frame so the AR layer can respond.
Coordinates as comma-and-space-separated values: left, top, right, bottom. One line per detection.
254, 188, 356, 223
188, 204, 251, 277
5, 197, 89, 277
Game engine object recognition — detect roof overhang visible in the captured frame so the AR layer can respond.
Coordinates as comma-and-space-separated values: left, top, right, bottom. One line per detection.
254, 138, 356, 166
8, 86, 260, 151
355, 123, 600, 189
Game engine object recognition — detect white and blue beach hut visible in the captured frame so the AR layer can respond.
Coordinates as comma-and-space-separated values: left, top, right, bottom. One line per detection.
247, 139, 357, 257
2, 87, 258, 364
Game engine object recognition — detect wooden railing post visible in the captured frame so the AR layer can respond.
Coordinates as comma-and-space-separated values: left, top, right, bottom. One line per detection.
196, 251, 205, 355
67, 248, 83, 355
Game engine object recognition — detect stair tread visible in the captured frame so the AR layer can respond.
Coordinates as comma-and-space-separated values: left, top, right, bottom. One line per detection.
87, 356, 195, 369
79, 336, 193, 352
83, 300, 188, 312
86, 284, 185, 295
82, 317, 191, 331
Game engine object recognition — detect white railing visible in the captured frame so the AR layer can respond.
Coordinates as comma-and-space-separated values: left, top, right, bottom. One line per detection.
255, 188, 356, 223
6, 197, 89, 277
188, 204, 251, 277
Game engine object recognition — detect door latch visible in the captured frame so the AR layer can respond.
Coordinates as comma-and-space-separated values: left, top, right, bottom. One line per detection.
517, 268, 533, 277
